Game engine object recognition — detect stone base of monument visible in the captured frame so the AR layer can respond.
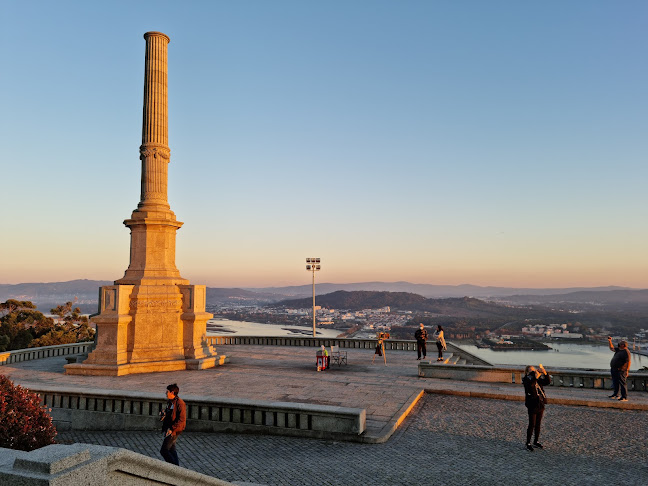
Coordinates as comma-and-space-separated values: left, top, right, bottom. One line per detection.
63, 284, 228, 376
64, 355, 229, 376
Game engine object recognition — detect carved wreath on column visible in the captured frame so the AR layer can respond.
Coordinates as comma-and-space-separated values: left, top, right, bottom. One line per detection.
139, 145, 170, 161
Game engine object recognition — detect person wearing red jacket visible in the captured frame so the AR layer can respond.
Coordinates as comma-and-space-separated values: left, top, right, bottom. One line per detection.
160, 383, 186, 465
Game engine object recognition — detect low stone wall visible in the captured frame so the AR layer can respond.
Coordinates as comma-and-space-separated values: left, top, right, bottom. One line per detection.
418, 362, 648, 391
28, 386, 365, 441
206, 335, 491, 365
0, 443, 234, 485
0, 342, 93, 366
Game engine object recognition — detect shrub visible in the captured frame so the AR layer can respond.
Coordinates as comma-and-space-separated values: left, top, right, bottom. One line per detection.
0, 375, 57, 451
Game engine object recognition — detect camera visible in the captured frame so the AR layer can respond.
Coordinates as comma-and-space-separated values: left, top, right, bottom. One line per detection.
377, 332, 390, 340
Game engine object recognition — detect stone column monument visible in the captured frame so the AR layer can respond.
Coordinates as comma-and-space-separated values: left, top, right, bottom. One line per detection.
66, 32, 226, 376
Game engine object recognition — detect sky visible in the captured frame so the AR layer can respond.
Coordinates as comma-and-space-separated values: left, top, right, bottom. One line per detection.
1, 1, 647, 289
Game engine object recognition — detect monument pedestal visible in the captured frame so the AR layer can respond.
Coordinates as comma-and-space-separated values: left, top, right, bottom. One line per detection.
65, 284, 227, 376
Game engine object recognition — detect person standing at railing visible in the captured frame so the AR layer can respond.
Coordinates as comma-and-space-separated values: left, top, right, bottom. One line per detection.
433, 325, 446, 362
607, 337, 631, 402
522, 364, 550, 452
160, 383, 186, 466
414, 323, 428, 360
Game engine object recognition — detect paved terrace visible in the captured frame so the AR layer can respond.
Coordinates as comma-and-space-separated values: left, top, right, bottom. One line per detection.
2, 345, 648, 485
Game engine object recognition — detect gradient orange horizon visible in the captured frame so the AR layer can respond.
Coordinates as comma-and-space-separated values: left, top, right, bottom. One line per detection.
3, 264, 647, 289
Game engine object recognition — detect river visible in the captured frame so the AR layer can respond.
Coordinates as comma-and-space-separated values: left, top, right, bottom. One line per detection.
206, 318, 342, 338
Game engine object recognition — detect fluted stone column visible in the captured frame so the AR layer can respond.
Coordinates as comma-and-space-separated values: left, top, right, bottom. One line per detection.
139, 31, 171, 211
65, 32, 225, 376
118, 31, 185, 286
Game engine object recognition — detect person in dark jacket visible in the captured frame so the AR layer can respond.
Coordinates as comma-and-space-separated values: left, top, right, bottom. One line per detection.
522, 364, 550, 451
607, 337, 631, 401
414, 323, 428, 360
160, 383, 187, 465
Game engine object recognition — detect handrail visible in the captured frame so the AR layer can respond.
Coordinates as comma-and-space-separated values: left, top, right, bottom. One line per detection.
0, 342, 94, 366
418, 362, 648, 391
205, 335, 492, 366
29, 386, 365, 440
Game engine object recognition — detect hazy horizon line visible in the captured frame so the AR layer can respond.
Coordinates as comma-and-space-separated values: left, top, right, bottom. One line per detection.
0, 278, 644, 291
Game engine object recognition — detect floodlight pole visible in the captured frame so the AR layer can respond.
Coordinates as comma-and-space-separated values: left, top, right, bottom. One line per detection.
312, 269, 316, 337
306, 258, 321, 338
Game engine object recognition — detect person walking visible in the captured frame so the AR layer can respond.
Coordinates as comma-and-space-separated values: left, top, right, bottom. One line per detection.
433, 325, 446, 361
522, 364, 550, 451
414, 323, 428, 360
160, 383, 186, 466
607, 337, 631, 402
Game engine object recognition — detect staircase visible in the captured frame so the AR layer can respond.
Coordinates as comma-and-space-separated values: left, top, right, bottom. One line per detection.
431, 343, 492, 366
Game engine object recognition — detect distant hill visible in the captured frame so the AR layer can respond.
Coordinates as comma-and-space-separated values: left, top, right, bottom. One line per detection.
245, 281, 634, 299
2, 280, 645, 313
498, 289, 648, 313
0, 279, 111, 313
273, 290, 541, 319
501, 289, 648, 304
206, 287, 288, 305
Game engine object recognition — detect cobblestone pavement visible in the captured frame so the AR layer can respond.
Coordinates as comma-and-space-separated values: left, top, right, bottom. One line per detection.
59, 394, 648, 486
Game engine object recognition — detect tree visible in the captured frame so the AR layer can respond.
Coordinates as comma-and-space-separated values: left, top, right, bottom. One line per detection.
0, 299, 94, 350
0, 375, 57, 451
0, 300, 53, 350
28, 299, 95, 348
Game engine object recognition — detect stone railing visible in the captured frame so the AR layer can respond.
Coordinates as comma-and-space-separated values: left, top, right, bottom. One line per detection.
29, 386, 365, 441
418, 362, 648, 391
0, 443, 234, 485
207, 335, 491, 365
0, 342, 94, 366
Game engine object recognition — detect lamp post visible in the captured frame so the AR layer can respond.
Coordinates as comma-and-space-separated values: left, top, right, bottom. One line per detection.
306, 257, 321, 337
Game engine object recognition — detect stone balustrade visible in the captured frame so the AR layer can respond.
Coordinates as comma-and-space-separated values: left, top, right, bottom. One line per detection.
28, 386, 365, 441
0, 342, 94, 366
0, 443, 234, 485
418, 362, 648, 392
206, 335, 491, 365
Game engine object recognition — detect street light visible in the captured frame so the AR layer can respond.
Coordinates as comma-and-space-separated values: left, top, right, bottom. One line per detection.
306, 257, 321, 337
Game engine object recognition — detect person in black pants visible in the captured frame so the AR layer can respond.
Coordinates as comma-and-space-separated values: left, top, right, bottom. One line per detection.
433, 325, 446, 361
414, 323, 428, 360
607, 337, 631, 401
522, 364, 550, 451
160, 383, 186, 465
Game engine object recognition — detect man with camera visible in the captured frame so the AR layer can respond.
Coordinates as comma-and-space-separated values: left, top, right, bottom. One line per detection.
160, 383, 187, 465
607, 337, 631, 402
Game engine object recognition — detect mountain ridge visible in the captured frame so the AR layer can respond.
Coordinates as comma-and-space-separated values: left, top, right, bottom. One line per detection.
1, 280, 645, 310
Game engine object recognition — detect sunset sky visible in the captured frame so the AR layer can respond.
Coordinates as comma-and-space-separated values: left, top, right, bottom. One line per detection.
1, 1, 646, 289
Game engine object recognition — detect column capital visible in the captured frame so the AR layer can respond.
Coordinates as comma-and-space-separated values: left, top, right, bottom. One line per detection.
144, 31, 170, 43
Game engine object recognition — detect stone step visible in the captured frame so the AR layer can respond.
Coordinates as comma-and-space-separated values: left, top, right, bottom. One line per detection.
430, 354, 477, 366
428, 353, 456, 364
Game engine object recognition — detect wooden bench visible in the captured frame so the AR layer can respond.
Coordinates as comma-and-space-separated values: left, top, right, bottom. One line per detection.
330, 345, 347, 366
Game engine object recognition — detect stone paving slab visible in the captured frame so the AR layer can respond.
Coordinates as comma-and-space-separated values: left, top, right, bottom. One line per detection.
58, 394, 648, 486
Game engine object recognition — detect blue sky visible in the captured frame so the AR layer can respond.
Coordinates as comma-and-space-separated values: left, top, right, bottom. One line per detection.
1, 1, 646, 288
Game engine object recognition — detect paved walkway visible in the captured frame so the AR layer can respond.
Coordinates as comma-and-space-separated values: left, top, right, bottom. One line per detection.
59, 394, 647, 485
3, 345, 648, 484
